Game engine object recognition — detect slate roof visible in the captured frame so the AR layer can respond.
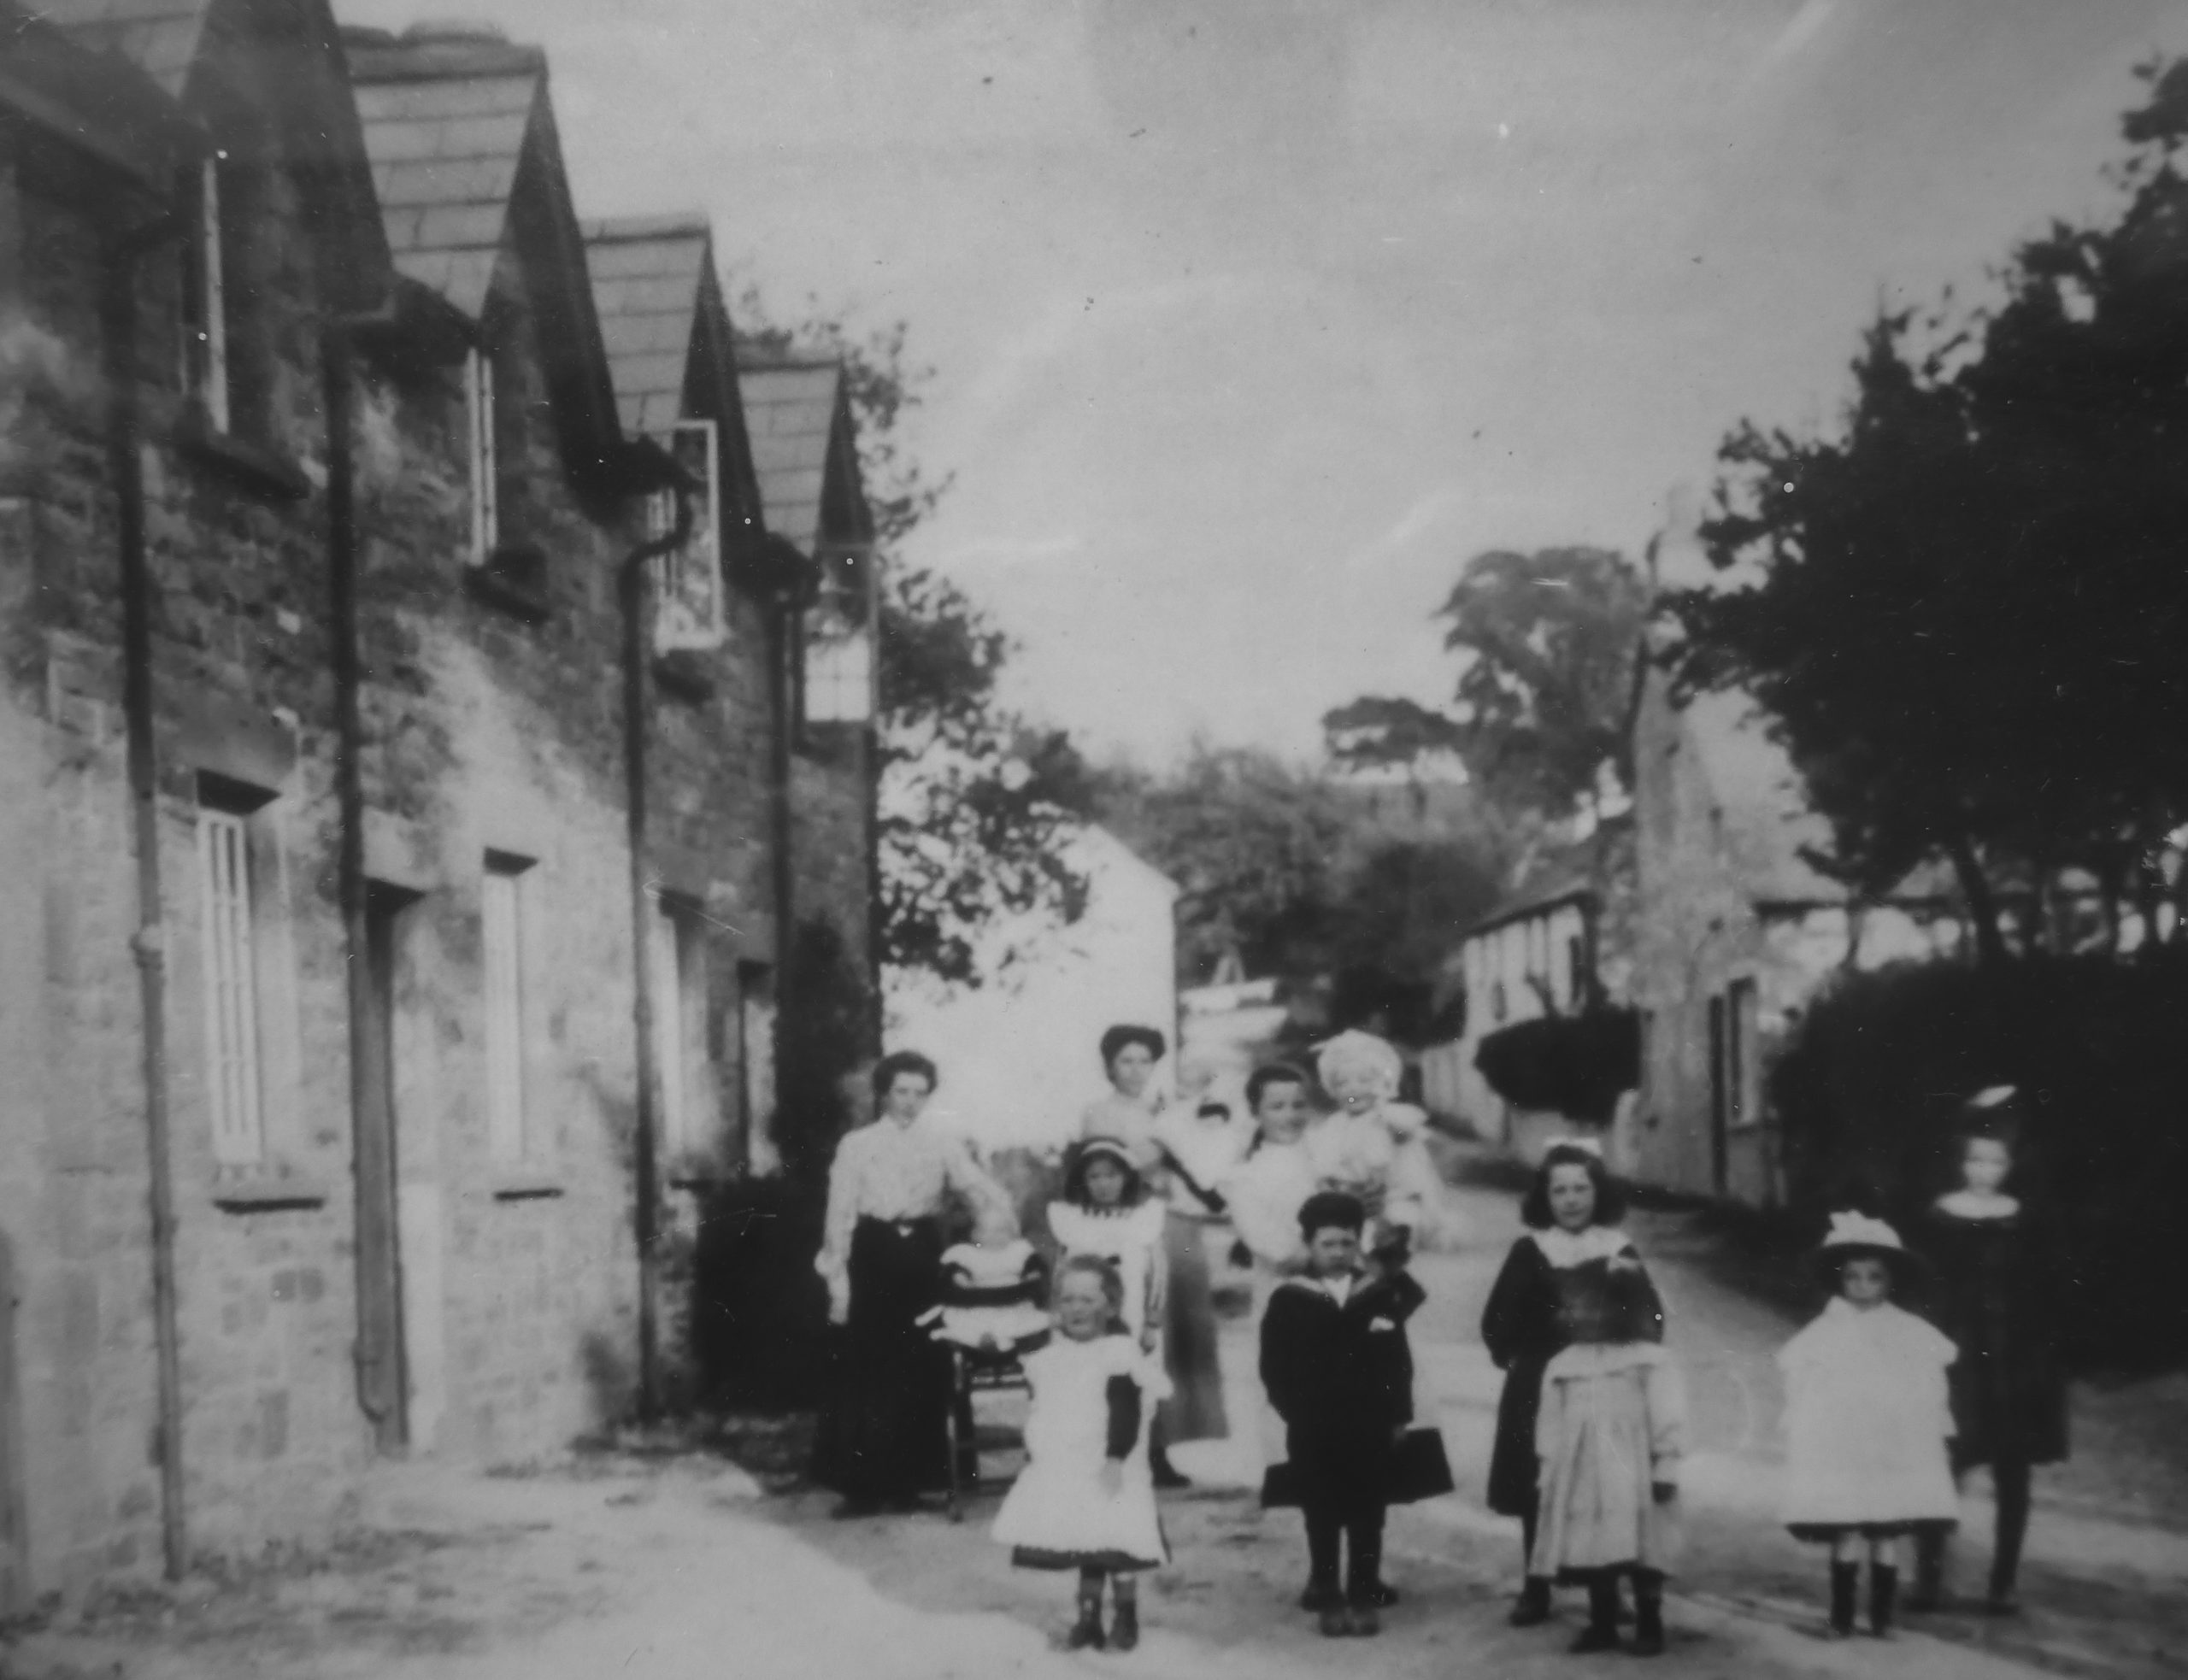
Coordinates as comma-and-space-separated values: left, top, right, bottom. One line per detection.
3, 1, 201, 188
346, 27, 546, 322
32, 0, 206, 97
737, 357, 844, 558
42, 0, 391, 309
580, 214, 710, 438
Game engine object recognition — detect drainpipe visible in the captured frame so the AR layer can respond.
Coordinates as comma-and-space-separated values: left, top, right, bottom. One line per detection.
764, 567, 797, 1150
321, 308, 405, 1449
620, 473, 691, 1423
101, 212, 188, 1582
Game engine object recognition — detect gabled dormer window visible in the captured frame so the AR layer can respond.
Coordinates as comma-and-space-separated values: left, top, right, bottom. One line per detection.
465, 347, 498, 563
648, 419, 724, 650
803, 549, 874, 724
179, 156, 231, 432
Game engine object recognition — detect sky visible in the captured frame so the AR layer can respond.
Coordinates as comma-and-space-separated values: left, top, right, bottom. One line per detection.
344, 0, 2188, 767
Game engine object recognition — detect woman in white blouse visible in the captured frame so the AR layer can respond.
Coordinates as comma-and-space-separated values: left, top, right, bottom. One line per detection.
811, 1050, 1015, 1515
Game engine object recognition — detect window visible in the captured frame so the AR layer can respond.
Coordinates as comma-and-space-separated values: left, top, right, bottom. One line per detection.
197, 784, 264, 1166
803, 549, 874, 724
179, 156, 230, 432
651, 898, 708, 1157
466, 348, 498, 564
481, 853, 532, 1163
649, 420, 724, 651
738, 961, 778, 1175
1726, 977, 1759, 1130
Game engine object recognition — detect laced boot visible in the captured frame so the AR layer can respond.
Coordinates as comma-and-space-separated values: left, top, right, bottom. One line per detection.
1068, 1583, 1106, 1651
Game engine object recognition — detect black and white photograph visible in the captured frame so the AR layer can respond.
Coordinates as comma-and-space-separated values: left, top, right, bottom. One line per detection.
1, 1, 2185, 1675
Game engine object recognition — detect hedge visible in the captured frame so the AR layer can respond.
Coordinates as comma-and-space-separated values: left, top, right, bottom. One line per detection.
1474, 1008, 1639, 1125
1767, 950, 2188, 1370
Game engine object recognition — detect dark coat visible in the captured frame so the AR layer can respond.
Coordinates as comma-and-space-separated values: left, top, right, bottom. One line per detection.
1479, 1235, 1664, 1518
1915, 1206, 2069, 1467
1259, 1270, 1426, 1519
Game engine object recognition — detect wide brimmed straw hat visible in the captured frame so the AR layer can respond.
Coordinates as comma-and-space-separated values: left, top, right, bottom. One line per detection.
1814, 1210, 1926, 1289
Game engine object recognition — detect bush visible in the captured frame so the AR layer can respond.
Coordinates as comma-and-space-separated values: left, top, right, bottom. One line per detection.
1769, 951, 2188, 1370
1474, 1008, 1639, 1124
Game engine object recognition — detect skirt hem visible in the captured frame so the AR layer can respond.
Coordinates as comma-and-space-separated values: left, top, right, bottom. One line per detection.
1786, 1519, 1957, 1543
1010, 1546, 1163, 1573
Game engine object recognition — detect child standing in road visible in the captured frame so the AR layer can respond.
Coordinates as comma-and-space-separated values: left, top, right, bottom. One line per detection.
993, 1256, 1171, 1651
1779, 1213, 1959, 1639
1531, 1249, 1685, 1655
1482, 1141, 1664, 1630
1259, 1191, 1429, 1637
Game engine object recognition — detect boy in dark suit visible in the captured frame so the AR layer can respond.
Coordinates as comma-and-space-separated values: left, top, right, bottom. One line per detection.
1259, 1190, 1427, 1636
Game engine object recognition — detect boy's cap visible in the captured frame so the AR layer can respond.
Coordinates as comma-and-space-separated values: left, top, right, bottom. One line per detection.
1297, 1190, 1368, 1237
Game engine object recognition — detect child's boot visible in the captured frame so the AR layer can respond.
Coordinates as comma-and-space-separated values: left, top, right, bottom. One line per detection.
1569, 1578, 1621, 1653
1109, 1583, 1140, 1653
1827, 1562, 1860, 1638
1632, 1576, 1667, 1657
1317, 1605, 1351, 1638
1869, 1564, 1899, 1639
1509, 1577, 1553, 1628
1068, 1579, 1106, 1651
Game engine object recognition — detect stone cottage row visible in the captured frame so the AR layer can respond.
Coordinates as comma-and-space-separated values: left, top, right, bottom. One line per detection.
0, 0, 875, 1603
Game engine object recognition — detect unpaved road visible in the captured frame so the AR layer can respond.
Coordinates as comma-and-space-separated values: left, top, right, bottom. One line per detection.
4, 1180, 2183, 1680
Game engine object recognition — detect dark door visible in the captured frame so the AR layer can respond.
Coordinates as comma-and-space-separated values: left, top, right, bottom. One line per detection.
356, 884, 410, 1449
1707, 994, 1729, 1195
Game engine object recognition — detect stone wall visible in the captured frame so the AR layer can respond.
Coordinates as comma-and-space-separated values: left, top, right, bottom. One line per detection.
0, 80, 809, 1599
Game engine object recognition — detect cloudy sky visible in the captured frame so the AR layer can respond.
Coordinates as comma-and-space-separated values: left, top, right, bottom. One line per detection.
345, 0, 2188, 766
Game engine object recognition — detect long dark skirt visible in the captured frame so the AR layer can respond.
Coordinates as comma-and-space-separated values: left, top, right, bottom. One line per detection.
1160, 1213, 1229, 1443
1487, 1354, 1552, 1518
810, 1218, 951, 1501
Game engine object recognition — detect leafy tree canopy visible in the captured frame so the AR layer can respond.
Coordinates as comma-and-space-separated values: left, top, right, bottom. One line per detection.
1666, 56, 2188, 963
1326, 545, 1648, 824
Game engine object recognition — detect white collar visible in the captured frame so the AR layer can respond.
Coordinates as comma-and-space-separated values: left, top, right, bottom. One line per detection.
1532, 1225, 1630, 1267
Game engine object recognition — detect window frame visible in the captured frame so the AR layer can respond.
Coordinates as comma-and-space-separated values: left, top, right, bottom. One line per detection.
801, 547, 876, 725
481, 852, 532, 1165
197, 792, 264, 1167
179, 154, 231, 434
649, 419, 726, 652
466, 347, 499, 565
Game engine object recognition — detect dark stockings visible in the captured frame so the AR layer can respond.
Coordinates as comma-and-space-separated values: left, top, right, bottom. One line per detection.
1991, 1458, 2031, 1601
1913, 1458, 2033, 1608
1305, 1510, 1387, 1606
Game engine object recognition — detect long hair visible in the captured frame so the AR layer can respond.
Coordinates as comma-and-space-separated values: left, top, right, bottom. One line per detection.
1520, 1143, 1628, 1230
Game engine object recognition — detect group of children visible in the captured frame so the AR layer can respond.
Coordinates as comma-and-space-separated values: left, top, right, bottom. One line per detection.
956, 1034, 2049, 1657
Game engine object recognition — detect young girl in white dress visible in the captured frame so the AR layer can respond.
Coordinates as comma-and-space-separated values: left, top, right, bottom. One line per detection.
1046, 1137, 1168, 1353
992, 1257, 1171, 1651
1779, 1213, 1959, 1640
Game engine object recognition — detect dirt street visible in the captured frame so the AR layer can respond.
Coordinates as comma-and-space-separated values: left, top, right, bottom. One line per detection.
4, 1180, 2183, 1680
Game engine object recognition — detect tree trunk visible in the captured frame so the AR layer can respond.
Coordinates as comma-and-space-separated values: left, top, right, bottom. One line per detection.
1945, 834, 2009, 967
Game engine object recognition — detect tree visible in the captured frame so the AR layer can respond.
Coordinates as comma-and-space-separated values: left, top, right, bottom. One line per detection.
735, 291, 1089, 985
1666, 57, 2188, 964
1326, 546, 1648, 824
1094, 745, 1351, 988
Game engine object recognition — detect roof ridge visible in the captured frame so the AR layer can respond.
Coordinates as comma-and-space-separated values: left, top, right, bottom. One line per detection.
583, 212, 710, 243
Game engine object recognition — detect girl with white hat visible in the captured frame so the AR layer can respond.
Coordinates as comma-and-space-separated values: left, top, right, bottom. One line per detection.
1778, 1212, 1960, 1639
